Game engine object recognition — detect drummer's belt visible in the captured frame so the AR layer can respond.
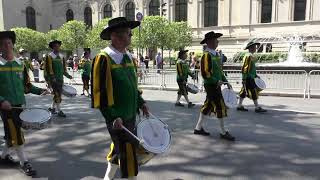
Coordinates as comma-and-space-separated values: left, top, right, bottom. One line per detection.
239, 78, 260, 100
0, 109, 25, 147
201, 84, 227, 118
107, 142, 138, 178
51, 81, 63, 103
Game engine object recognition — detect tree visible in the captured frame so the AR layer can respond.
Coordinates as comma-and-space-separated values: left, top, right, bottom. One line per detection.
166, 22, 193, 51
11, 27, 47, 53
85, 18, 110, 49
57, 20, 87, 51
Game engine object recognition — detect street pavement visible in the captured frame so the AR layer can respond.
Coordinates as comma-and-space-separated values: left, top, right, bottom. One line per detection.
0, 85, 320, 180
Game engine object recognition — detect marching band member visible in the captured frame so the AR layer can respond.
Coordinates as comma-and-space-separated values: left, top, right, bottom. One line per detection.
193, 31, 235, 141
0, 31, 47, 176
44, 40, 73, 117
237, 41, 267, 113
175, 49, 195, 108
91, 17, 149, 180
79, 48, 91, 97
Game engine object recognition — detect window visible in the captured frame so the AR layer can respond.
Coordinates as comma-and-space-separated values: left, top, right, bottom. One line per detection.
149, 0, 160, 16
294, 0, 306, 21
84, 7, 92, 28
66, 9, 74, 22
103, 4, 112, 18
125, 2, 135, 21
266, 43, 272, 52
175, 0, 187, 22
26, 6, 36, 30
204, 0, 218, 27
261, 0, 272, 23
257, 44, 264, 53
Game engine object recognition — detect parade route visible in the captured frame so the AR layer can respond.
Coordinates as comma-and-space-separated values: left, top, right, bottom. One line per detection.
1, 87, 320, 180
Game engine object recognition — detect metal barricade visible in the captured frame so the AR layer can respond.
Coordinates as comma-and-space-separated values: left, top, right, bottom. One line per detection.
308, 70, 320, 99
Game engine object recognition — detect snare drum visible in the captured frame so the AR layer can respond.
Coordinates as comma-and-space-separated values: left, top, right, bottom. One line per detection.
186, 83, 199, 94
254, 78, 266, 91
20, 108, 51, 130
136, 118, 171, 154
222, 88, 238, 108
62, 84, 77, 97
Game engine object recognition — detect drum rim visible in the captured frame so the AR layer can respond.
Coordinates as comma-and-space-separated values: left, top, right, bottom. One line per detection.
19, 109, 52, 124
254, 78, 266, 89
222, 88, 238, 107
137, 118, 171, 154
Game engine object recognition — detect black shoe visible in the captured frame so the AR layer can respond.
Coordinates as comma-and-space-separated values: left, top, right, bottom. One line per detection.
237, 106, 248, 111
220, 131, 235, 141
0, 155, 19, 166
58, 111, 66, 117
194, 128, 210, 136
175, 102, 184, 107
48, 107, 57, 114
188, 102, 195, 108
255, 107, 267, 113
81, 93, 85, 96
20, 161, 37, 176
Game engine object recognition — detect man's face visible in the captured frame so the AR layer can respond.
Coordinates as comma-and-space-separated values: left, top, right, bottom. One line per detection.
112, 28, 133, 47
182, 52, 187, 60
52, 43, 60, 52
0, 38, 14, 54
249, 45, 257, 53
207, 38, 219, 49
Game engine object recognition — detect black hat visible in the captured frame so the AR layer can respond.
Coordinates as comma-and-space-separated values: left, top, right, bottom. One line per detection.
0, 31, 16, 44
178, 49, 189, 58
83, 48, 91, 52
200, 31, 223, 44
49, 40, 62, 49
100, 17, 140, 40
245, 41, 260, 50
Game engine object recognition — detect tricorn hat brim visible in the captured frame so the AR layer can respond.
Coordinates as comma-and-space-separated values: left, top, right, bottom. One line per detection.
200, 33, 223, 44
49, 40, 62, 49
0, 31, 16, 44
100, 21, 140, 40
245, 42, 260, 50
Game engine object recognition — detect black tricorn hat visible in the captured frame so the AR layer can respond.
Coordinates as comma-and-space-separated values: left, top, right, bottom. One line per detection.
178, 49, 189, 58
0, 31, 16, 44
245, 41, 260, 50
100, 17, 140, 40
200, 31, 223, 44
83, 48, 91, 52
49, 40, 62, 49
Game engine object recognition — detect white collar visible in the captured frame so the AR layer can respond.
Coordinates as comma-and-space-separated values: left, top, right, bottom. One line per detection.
102, 45, 132, 64
0, 56, 22, 65
49, 52, 64, 59
205, 47, 218, 56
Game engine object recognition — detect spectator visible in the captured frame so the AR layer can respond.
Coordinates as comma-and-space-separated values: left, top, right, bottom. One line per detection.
156, 52, 162, 74
144, 55, 149, 69
32, 59, 40, 82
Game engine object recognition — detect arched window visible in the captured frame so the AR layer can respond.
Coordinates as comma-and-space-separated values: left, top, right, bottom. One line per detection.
84, 7, 92, 28
149, 0, 160, 16
103, 4, 112, 18
261, 0, 272, 23
26, 6, 36, 30
175, 0, 187, 22
66, 9, 74, 22
204, 0, 218, 27
125, 2, 135, 21
294, 0, 306, 21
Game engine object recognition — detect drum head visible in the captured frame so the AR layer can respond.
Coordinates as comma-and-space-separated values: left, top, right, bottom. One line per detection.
62, 85, 77, 96
19, 109, 51, 123
186, 83, 199, 94
222, 88, 238, 108
254, 78, 266, 89
137, 118, 171, 154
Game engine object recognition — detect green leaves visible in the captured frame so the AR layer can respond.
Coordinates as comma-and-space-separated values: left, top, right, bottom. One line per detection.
57, 20, 87, 51
85, 18, 110, 49
11, 27, 47, 53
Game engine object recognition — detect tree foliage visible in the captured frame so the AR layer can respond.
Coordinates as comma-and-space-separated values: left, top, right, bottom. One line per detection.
85, 18, 110, 49
57, 20, 87, 51
11, 27, 47, 52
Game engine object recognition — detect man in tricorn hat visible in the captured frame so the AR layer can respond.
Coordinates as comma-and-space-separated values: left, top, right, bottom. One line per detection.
175, 49, 195, 108
18, 48, 33, 73
44, 40, 72, 117
91, 17, 149, 180
0, 31, 47, 176
237, 41, 267, 113
193, 31, 235, 141
79, 48, 91, 96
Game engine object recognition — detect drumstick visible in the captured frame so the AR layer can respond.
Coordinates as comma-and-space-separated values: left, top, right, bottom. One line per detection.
120, 125, 144, 145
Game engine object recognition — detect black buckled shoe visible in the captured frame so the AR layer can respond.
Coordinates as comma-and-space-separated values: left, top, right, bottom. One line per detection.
57, 111, 66, 118
48, 107, 56, 114
237, 106, 248, 111
0, 155, 19, 166
188, 102, 195, 108
255, 107, 267, 113
220, 131, 235, 141
194, 128, 210, 136
20, 161, 37, 176
175, 102, 184, 107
